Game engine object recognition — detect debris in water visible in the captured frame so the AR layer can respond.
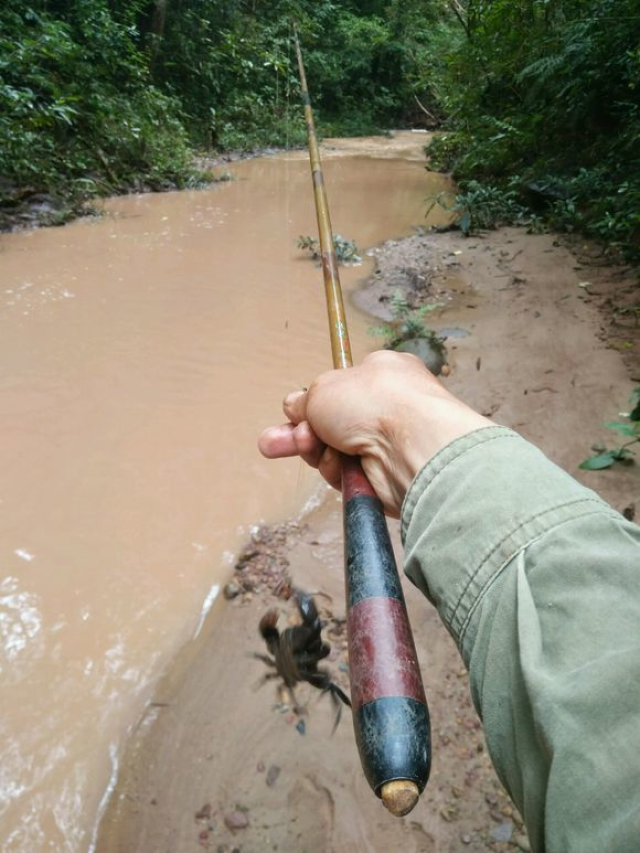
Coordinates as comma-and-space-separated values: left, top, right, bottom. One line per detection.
14, 549, 35, 562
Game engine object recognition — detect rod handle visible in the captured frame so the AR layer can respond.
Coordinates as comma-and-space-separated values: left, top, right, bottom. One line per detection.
341, 455, 431, 815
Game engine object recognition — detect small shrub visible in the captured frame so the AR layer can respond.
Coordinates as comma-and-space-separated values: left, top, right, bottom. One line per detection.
368, 290, 443, 351
427, 181, 531, 235
426, 133, 468, 173
580, 389, 640, 470
297, 234, 361, 265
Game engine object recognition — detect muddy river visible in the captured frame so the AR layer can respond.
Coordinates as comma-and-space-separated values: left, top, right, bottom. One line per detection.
0, 133, 451, 850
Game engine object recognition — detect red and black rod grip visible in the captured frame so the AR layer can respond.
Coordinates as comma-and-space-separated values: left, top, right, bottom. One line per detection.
342, 455, 431, 796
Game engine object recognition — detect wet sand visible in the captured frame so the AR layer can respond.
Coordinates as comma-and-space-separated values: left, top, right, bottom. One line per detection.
97, 226, 639, 852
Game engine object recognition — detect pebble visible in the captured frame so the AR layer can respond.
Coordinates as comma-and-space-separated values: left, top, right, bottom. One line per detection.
296, 719, 306, 736
224, 811, 249, 831
195, 803, 212, 821
266, 765, 281, 787
256, 761, 265, 773
490, 821, 514, 843
223, 582, 241, 600
395, 337, 446, 375
514, 833, 531, 851
460, 833, 472, 845
440, 804, 459, 822
235, 550, 258, 570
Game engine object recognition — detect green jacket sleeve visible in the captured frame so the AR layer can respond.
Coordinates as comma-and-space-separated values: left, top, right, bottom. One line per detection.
401, 426, 640, 853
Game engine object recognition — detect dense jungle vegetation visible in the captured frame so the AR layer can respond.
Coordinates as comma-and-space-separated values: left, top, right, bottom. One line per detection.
1, 1, 638, 256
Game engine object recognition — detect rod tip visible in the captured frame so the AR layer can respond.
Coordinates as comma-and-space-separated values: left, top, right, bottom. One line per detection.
380, 780, 420, 817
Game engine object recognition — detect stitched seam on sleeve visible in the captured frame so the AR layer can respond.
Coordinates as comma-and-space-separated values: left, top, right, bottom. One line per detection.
402, 428, 519, 540
455, 503, 620, 651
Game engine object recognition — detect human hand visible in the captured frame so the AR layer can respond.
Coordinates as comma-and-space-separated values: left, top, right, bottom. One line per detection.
258, 350, 491, 517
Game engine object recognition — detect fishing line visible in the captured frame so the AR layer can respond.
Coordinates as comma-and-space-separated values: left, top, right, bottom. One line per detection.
284, 20, 306, 503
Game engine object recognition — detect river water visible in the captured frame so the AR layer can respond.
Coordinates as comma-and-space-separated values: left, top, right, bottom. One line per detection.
0, 133, 451, 850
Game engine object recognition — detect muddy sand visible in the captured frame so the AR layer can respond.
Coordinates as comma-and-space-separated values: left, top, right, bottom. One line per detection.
97, 227, 639, 853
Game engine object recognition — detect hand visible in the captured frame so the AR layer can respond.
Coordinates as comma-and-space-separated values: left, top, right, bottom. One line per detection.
258, 350, 491, 517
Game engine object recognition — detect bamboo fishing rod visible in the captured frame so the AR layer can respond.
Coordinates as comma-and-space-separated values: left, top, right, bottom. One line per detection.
294, 31, 431, 818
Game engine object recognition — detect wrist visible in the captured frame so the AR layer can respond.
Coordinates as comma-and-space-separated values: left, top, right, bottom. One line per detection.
385, 397, 492, 501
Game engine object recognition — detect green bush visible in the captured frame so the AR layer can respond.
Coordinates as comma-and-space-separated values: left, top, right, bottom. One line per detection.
0, 1, 197, 205
423, 0, 640, 259
428, 181, 531, 235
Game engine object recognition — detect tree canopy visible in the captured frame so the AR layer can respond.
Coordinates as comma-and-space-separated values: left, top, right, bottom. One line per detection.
1, 0, 638, 255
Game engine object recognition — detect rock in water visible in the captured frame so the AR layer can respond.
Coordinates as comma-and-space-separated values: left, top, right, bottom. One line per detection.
223, 582, 241, 600
395, 337, 446, 375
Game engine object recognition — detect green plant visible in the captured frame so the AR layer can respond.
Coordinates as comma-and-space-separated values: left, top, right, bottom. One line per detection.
368, 289, 443, 351
427, 181, 531, 235
580, 389, 640, 470
297, 234, 361, 265
422, 0, 640, 260
426, 133, 466, 173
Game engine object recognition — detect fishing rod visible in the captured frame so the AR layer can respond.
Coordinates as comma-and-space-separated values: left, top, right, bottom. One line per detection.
293, 31, 431, 818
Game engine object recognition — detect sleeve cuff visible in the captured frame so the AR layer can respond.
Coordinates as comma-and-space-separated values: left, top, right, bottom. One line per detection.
401, 426, 617, 660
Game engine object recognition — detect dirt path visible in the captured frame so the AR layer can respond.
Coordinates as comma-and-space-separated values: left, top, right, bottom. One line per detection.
97, 228, 639, 853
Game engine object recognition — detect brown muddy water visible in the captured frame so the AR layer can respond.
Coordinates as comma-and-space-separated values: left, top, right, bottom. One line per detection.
0, 133, 451, 850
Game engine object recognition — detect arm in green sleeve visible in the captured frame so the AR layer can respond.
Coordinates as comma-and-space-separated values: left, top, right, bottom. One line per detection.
401, 426, 640, 853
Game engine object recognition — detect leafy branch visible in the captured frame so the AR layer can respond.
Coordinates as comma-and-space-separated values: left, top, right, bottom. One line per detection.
580, 389, 640, 470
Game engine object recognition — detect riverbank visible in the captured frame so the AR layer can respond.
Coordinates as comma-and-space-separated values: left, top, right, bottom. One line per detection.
0, 165, 224, 233
0, 134, 412, 233
97, 225, 639, 852
0, 142, 286, 233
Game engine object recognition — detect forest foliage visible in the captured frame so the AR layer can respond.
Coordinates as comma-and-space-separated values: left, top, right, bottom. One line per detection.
425, 0, 640, 259
1, 0, 638, 256
0, 0, 440, 202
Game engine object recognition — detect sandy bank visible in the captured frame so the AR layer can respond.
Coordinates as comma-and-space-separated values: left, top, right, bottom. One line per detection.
97, 225, 639, 853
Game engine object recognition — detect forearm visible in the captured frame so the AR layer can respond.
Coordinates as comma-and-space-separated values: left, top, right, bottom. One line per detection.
402, 427, 640, 853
